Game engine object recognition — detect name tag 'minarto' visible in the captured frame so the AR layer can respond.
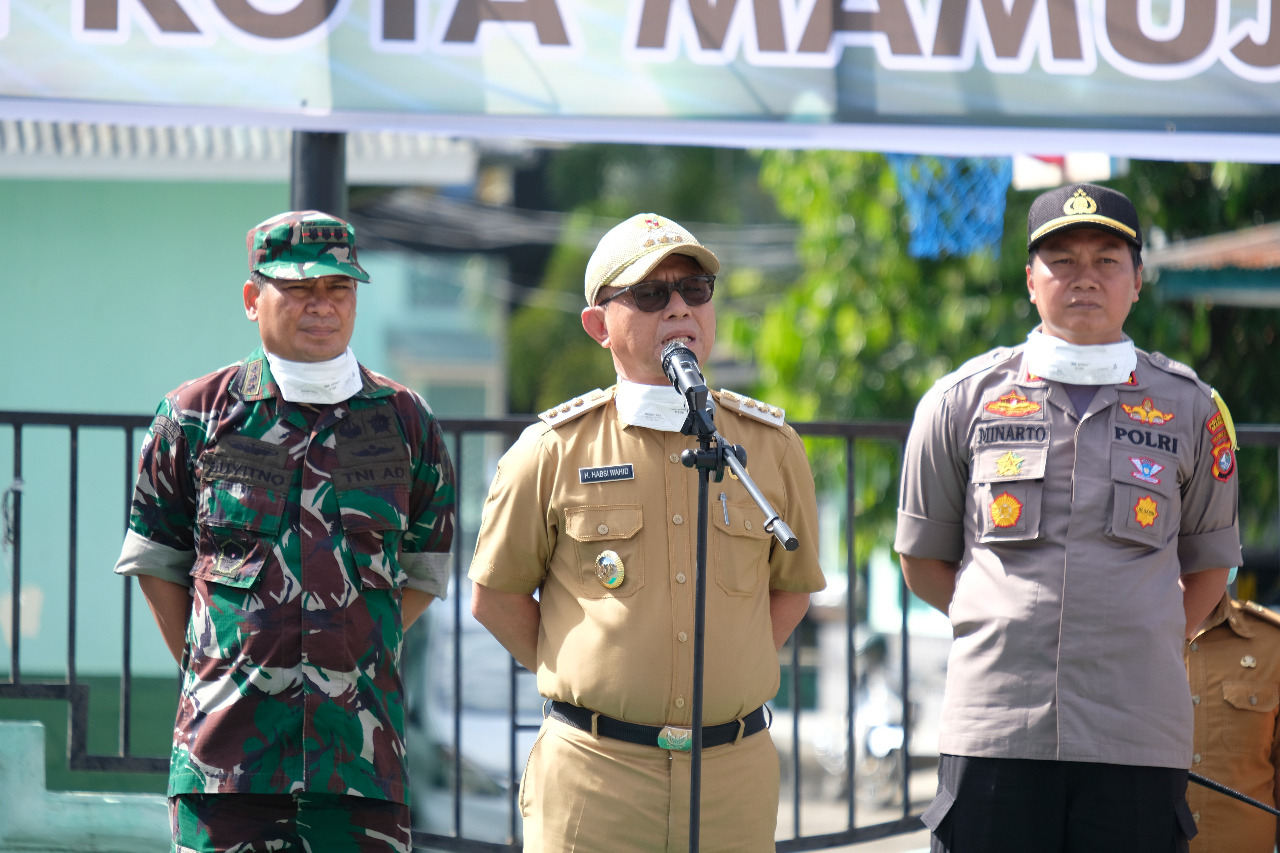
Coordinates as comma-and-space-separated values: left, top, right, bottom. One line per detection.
580, 464, 635, 484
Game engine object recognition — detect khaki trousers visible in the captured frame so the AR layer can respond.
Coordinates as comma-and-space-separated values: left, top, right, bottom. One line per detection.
519, 716, 779, 852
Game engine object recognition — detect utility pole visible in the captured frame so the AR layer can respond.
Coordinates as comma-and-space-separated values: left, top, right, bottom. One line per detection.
290, 131, 347, 216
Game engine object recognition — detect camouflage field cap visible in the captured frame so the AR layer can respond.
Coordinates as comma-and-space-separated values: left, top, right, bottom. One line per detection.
247, 210, 371, 282
585, 213, 720, 306
1027, 183, 1142, 251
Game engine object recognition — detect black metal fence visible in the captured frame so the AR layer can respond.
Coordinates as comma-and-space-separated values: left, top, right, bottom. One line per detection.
3, 409, 1278, 852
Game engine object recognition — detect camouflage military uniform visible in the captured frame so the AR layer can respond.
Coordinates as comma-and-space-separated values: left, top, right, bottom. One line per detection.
115, 346, 455, 806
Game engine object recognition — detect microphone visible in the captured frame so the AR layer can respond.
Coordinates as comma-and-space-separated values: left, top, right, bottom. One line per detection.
662, 342, 715, 436
661, 342, 707, 399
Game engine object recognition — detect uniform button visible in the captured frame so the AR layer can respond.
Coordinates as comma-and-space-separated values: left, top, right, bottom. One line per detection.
1251, 694, 1259, 705
1191, 695, 1201, 705
678, 632, 687, 643
597, 524, 609, 535
669, 453, 680, 464
676, 573, 687, 584
1189, 642, 1198, 652
1193, 753, 1202, 764
675, 697, 685, 709
1193, 812, 1200, 823
673, 514, 683, 525
744, 519, 753, 530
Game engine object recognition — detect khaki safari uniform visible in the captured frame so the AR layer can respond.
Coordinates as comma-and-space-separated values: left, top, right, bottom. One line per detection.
1186, 594, 1280, 853
469, 386, 825, 852
115, 347, 456, 804
895, 342, 1241, 770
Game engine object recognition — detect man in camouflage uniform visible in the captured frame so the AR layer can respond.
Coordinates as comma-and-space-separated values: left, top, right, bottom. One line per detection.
113, 210, 456, 852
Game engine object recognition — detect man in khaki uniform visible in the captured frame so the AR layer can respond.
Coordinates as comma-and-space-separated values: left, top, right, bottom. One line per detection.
469, 213, 826, 852
1186, 588, 1280, 853
896, 184, 1241, 853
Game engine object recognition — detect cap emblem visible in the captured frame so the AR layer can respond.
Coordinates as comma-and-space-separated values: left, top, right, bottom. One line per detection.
1063, 188, 1098, 216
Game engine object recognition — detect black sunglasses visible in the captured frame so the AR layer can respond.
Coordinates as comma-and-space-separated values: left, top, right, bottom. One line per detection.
596, 274, 716, 313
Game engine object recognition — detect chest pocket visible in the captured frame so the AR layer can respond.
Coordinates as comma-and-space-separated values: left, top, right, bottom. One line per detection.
564, 506, 644, 599
1106, 443, 1179, 550
973, 445, 1047, 543
712, 497, 772, 596
1222, 681, 1280, 753
193, 438, 290, 589
333, 440, 412, 535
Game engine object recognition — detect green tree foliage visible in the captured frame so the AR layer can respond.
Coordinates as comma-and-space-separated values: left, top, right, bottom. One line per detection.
749, 153, 1280, 574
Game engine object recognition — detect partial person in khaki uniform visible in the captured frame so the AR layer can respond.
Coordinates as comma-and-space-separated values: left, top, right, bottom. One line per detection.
896, 183, 1242, 853
1186, 587, 1280, 853
468, 213, 826, 852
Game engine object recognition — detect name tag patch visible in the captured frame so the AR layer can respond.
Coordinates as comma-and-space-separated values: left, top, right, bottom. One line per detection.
580, 464, 634, 484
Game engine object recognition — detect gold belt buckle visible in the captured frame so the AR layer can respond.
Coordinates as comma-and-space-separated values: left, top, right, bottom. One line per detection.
657, 725, 693, 751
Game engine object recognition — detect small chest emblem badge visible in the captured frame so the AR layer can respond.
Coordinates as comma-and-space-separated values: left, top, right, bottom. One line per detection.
1122, 398, 1175, 426
595, 550, 625, 589
984, 392, 1042, 418
995, 451, 1025, 477
1133, 495, 1159, 528
1129, 457, 1164, 485
989, 492, 1023, 528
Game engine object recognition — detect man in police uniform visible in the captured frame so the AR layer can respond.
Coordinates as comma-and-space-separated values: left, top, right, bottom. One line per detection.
468, 213, 826, 852
895, 184, 1242, 852
113, 211, 456, 852
1186, 585, 1280, 853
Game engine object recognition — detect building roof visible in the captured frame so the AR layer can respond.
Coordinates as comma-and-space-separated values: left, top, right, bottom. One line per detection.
0, 120, 479, 185
1145, 222, 1280, 307
1145, 222, 1280, 271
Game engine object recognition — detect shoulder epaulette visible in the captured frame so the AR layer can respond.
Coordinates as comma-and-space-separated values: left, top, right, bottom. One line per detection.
538, 388, 611, 428
1240, 600, 1280, 630
717, 389, 785, 427
946, 347, 1017, 390
1146, 351, 1213, 396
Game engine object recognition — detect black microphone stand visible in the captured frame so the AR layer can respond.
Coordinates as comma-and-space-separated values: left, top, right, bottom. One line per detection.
676, 378, 798, 853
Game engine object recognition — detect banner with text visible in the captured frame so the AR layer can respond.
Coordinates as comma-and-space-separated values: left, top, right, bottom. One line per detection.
1, 0, 1277, 159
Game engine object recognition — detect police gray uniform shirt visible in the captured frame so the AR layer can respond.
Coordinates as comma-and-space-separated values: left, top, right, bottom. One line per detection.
895, 342, 1241, 769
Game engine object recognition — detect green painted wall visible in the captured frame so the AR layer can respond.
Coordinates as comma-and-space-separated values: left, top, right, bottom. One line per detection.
1, 179, 287, 414
1, 178, 293, 682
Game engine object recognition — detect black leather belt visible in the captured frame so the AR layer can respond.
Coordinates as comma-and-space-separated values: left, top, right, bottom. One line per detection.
548, 701, 768, 751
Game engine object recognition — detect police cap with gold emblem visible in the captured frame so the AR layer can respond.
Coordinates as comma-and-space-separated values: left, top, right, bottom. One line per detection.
1027, 183, 1142, 251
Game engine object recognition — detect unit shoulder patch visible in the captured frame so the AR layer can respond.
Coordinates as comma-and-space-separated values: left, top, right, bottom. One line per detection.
538, 388, 611, 428
716, 389, 785, 427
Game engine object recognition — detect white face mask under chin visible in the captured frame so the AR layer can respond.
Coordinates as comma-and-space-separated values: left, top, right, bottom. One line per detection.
614, 378, 689, 432
266, 348, 363, 404
1024, 330, 1137, 386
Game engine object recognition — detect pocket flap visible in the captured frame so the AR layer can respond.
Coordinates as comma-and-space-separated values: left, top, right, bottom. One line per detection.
1223, 681, 1280, 713
974, 446, 1047, 483
564, 505, 643, 542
